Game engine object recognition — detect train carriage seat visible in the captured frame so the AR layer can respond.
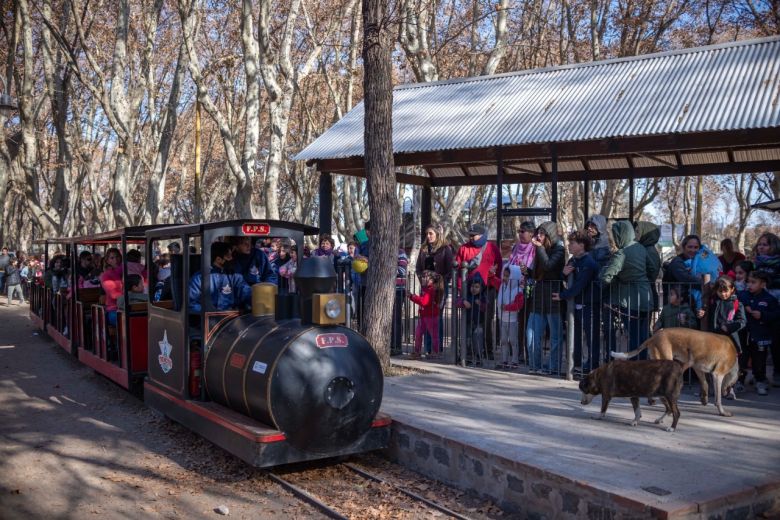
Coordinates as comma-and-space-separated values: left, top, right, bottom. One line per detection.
128, 302, 148, 313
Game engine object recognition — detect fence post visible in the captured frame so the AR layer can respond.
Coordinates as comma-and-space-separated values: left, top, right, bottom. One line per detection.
447, 268, 458, 365
566, 273, 575, 381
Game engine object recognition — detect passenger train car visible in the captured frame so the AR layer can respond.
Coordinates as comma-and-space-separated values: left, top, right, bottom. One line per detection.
28, 220, 390, 467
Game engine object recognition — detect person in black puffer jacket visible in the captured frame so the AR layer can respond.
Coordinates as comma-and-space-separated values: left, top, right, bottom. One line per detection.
525, 221, 565, 374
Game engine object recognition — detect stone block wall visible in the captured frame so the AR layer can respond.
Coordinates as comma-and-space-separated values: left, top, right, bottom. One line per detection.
384, 422, 780, 519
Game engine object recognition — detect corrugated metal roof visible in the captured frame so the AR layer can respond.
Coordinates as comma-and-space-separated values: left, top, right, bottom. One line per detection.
295, 37, 780, 162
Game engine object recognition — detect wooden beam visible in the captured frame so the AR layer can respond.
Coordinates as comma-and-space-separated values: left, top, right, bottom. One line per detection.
311, 128, 780, 172
427, 160, 780, 186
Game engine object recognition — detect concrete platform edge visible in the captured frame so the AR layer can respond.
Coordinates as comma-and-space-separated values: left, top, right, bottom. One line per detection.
384, 418, 780, 519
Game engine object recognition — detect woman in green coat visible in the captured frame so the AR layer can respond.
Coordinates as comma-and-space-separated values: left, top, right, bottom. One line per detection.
600, 220, 653, 359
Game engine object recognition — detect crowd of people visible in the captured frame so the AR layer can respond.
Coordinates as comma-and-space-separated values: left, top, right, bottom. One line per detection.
0, 247, 45, 305
5, 217, 780, 396
408, 220, 780, 397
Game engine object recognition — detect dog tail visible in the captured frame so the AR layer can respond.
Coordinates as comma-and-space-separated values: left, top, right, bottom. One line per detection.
610, 339, 652, 360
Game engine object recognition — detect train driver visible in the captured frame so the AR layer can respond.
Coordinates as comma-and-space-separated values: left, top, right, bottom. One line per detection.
230, 236, 277, 286
188, 241, 252, 313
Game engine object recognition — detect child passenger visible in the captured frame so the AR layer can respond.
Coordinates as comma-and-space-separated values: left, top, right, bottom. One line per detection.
117, 274, 148, 310
409, 271, 444, 359
743, 270, 780, 396
496, 265, 524, 369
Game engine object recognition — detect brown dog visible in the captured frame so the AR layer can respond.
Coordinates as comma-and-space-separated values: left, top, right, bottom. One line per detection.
611, 328, 738, 417
579, 359, 684, 432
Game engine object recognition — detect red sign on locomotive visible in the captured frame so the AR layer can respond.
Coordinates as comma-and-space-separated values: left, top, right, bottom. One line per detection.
315, 333, 349, 349
241, 223, 271, 235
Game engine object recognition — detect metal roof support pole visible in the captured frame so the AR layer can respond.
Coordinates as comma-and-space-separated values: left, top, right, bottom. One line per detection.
551, 145, 559, 222
496, 148, 504, 246
583, 180, 590, 226
421, 185, 432, 242
318, 171, 333, 235
628, 167, 635, 222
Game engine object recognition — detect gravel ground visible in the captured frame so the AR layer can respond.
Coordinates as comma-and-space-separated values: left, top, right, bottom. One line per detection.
0, 304, 508, 519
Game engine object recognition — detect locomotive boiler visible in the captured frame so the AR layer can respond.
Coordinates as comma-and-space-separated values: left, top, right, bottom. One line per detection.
203, 257, 384, 454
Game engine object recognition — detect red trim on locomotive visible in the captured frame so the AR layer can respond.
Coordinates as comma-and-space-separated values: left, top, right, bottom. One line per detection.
144, 383, 287, 443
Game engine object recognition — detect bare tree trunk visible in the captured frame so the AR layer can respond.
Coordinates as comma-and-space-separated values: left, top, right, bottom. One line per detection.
18, 0, 59, 237
361, 0, 397, 371
733, 174, 756, 253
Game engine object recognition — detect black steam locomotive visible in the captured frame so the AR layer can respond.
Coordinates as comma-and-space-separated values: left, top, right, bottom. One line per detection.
31, 220, 390, 468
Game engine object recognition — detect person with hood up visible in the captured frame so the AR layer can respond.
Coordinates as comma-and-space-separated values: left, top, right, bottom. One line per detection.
634, 221, 661, 311
496, 264, 525, 369
525, 221, 565, 374
585, 215, 610, 269
600, 220, 653, 358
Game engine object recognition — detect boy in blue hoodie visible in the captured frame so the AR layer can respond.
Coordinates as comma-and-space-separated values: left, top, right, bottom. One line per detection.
743, 270, 780, 395
554, 230, 599, 371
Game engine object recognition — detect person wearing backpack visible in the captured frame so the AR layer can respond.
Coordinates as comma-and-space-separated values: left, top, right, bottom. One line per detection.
708, 276, 746, 400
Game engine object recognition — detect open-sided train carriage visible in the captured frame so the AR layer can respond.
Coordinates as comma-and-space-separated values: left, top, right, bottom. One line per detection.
74, 226, 167, 391
28, 239, 49, 332
143, 220, 391, 468
27, 238, 75, 353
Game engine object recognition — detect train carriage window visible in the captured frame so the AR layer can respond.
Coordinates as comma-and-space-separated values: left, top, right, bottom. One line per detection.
150, 239, 182, 311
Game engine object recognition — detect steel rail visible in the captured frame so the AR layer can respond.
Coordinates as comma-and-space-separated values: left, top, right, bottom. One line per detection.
265, 471, 348, 520
342, 462, 475, 520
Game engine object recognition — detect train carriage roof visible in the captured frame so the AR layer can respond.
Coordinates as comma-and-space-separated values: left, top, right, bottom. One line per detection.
72, 225, 177, 245
145, 220, 319, 239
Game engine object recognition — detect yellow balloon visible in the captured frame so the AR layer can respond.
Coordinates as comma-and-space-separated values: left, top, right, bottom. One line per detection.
352, 258, 368, 274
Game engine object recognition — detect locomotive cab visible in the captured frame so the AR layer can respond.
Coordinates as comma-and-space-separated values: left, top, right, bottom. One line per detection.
144, 220, 390, 468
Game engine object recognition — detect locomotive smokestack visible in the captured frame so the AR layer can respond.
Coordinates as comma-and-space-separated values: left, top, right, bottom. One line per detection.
294, 256, 337, 325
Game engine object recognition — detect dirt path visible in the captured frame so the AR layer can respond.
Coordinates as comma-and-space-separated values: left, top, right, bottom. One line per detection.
0, 304, 316, 519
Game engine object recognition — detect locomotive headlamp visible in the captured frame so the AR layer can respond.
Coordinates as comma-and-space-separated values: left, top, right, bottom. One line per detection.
312, 293, 346, 325
325, 298, 342, 319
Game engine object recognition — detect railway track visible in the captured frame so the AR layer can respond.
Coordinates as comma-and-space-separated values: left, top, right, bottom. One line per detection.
267, 462, 475, 520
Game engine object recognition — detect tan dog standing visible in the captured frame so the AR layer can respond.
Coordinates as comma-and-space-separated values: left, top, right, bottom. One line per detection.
611, 328, 738, 417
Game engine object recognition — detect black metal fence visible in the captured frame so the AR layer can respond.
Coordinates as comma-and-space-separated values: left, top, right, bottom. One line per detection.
341, 262, 706, 379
